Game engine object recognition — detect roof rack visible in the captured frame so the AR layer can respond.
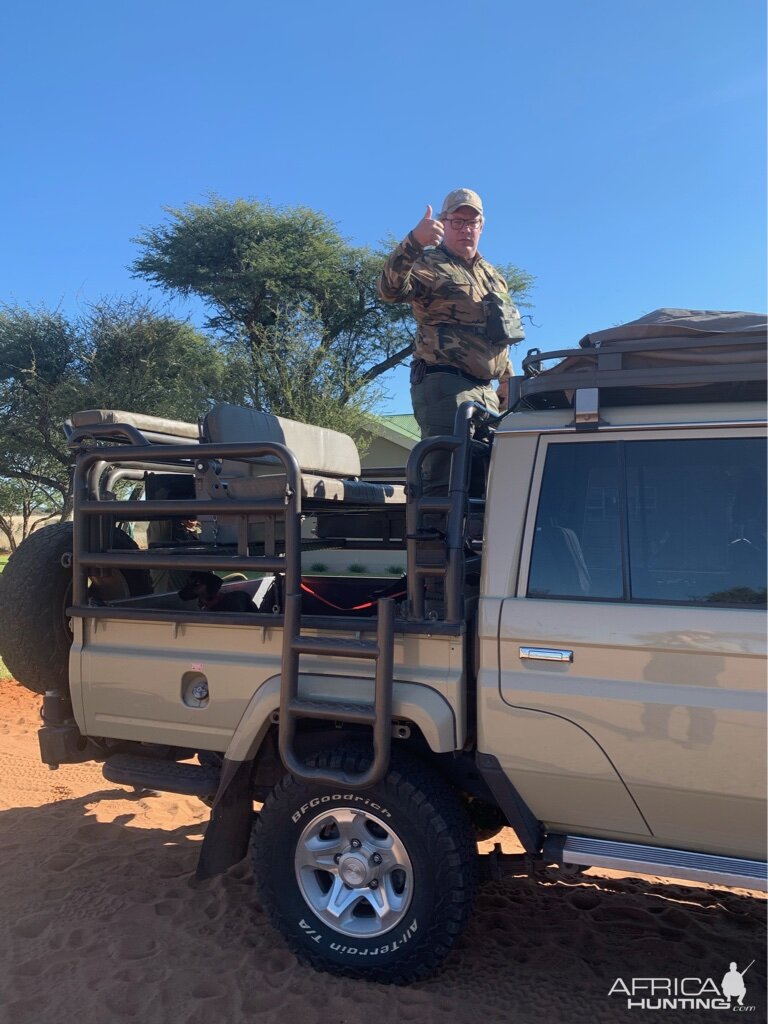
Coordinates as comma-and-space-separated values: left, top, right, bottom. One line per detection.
512, 328, 766, 417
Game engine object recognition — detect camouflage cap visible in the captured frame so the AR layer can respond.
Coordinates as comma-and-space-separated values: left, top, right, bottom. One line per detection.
440, 188, 484, 218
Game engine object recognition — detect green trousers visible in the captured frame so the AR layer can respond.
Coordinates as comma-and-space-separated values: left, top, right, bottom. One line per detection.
411, 371, 499, 496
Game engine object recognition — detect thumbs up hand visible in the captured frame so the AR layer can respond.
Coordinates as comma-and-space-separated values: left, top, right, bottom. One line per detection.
412, 204, 444, 248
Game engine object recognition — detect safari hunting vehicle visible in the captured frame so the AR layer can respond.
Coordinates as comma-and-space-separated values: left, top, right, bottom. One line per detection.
1, 308, 766, 983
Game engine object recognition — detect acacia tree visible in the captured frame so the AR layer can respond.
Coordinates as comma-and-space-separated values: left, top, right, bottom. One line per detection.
0, 477, 61, 551
131, 197, 534, 432
131, 198, 400, 432
0, 300, 233, 525
80, 298, 237, 421
0, 307, 83, 522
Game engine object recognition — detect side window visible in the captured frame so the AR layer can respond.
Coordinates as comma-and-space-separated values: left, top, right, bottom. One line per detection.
626, 438, 767, 606
527, 436, 767, 607
527, 443, 623, 600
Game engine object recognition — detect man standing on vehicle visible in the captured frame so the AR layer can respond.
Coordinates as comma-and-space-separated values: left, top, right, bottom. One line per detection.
378, 188, 524, 495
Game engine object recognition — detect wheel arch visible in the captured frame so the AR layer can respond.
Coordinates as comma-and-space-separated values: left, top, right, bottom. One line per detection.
223, 673, 459, 765
197, 675, 459, 881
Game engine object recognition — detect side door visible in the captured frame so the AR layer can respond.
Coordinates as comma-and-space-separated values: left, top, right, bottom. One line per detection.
492, 426, 767, 860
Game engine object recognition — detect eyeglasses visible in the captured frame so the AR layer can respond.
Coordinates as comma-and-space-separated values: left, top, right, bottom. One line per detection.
445, 217, 482, 230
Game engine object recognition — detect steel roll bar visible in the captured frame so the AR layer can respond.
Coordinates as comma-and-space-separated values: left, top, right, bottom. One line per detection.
71, 440, 303, 608
65, 422, 200, 447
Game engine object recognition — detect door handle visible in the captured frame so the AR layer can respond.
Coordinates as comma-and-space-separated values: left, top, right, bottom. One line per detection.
519, 647, 573, 663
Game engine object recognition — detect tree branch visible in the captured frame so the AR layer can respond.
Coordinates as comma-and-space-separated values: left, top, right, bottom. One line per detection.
359, 342, 414, 385
0, 466, 68, 494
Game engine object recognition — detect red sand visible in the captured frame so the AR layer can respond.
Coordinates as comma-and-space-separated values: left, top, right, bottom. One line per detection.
0, 678, 764, 1023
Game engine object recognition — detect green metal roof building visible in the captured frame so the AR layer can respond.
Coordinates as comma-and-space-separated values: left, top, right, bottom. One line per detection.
362, 414, 420, 470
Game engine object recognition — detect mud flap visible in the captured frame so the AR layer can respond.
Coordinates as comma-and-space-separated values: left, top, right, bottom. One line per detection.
196, 758, 255, 880
475, 751, 543, 854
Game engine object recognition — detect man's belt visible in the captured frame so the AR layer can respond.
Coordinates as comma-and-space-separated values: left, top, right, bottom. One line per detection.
422, 364, 492, 387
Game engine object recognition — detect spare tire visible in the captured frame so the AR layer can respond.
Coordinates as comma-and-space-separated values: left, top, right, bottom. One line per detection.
0, 522, 151, 694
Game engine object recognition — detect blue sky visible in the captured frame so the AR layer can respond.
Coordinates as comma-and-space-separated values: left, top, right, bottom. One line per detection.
1, 0, 765, 413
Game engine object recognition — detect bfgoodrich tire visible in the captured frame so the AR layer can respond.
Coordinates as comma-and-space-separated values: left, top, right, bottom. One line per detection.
252, 747, 477, 984
0, 522, 150, 694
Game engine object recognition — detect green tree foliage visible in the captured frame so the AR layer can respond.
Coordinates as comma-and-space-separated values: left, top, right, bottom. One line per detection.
133, 198, 351, 342
81, 298, 235, 421
0, 477, 60, 552
0, 307, 82, 523
0, 300, 228, 525
495, 262, 537, 311
131, 198, 406, 434
132, 197, 534, 436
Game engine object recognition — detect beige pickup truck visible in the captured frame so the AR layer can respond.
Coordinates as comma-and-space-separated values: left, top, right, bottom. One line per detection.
1, 308, 765, 983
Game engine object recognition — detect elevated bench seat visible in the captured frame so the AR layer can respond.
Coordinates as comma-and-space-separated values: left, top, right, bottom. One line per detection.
69, 409, 199, 444
202, 405, 406, 506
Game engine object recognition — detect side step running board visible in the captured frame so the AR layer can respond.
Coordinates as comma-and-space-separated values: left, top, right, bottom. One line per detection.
103, 753, 220, 798
544, 834, 768, 892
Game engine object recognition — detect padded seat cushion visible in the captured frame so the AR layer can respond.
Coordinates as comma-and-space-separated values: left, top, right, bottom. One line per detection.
227, 475, 405, 505
203, 404, 361, 477
71, 409, 199, 439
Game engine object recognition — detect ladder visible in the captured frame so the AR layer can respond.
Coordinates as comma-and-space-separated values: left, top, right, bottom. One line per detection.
274, 404, 498, 789
278, 594, 395, 789
405, 401, 499, 621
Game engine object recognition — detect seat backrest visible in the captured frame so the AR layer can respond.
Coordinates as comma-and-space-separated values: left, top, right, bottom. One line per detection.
528, 525, 592, 597
202, 404, 361, 478
70, 409, 199, 442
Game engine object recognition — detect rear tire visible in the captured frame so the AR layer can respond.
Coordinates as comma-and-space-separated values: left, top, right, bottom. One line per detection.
0, 522, 150, 694
252, 747, 477, 984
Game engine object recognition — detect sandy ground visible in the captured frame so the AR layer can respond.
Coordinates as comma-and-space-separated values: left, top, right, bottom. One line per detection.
0, 678, 764, 1024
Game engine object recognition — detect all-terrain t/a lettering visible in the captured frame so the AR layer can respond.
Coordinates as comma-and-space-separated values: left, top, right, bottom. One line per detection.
329, 920, 418, 956
298, 920, 322, 944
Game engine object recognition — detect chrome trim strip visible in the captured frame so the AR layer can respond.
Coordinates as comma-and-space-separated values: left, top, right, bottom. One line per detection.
553, 834, 768, 891
519, 647, 573, 663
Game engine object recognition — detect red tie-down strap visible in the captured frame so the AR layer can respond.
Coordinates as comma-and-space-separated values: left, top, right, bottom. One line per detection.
299, 580, 406, 612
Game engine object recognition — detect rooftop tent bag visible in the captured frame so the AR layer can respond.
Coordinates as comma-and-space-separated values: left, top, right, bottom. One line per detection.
517, 308, 767, 409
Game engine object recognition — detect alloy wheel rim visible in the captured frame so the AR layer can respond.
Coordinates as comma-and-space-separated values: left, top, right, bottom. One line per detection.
295, 806, 414, 938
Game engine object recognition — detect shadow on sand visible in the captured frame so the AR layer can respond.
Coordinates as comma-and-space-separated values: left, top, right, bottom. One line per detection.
0, 789, 765, 1024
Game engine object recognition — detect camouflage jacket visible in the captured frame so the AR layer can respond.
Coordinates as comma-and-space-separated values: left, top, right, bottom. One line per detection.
377, 232, 521, 381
